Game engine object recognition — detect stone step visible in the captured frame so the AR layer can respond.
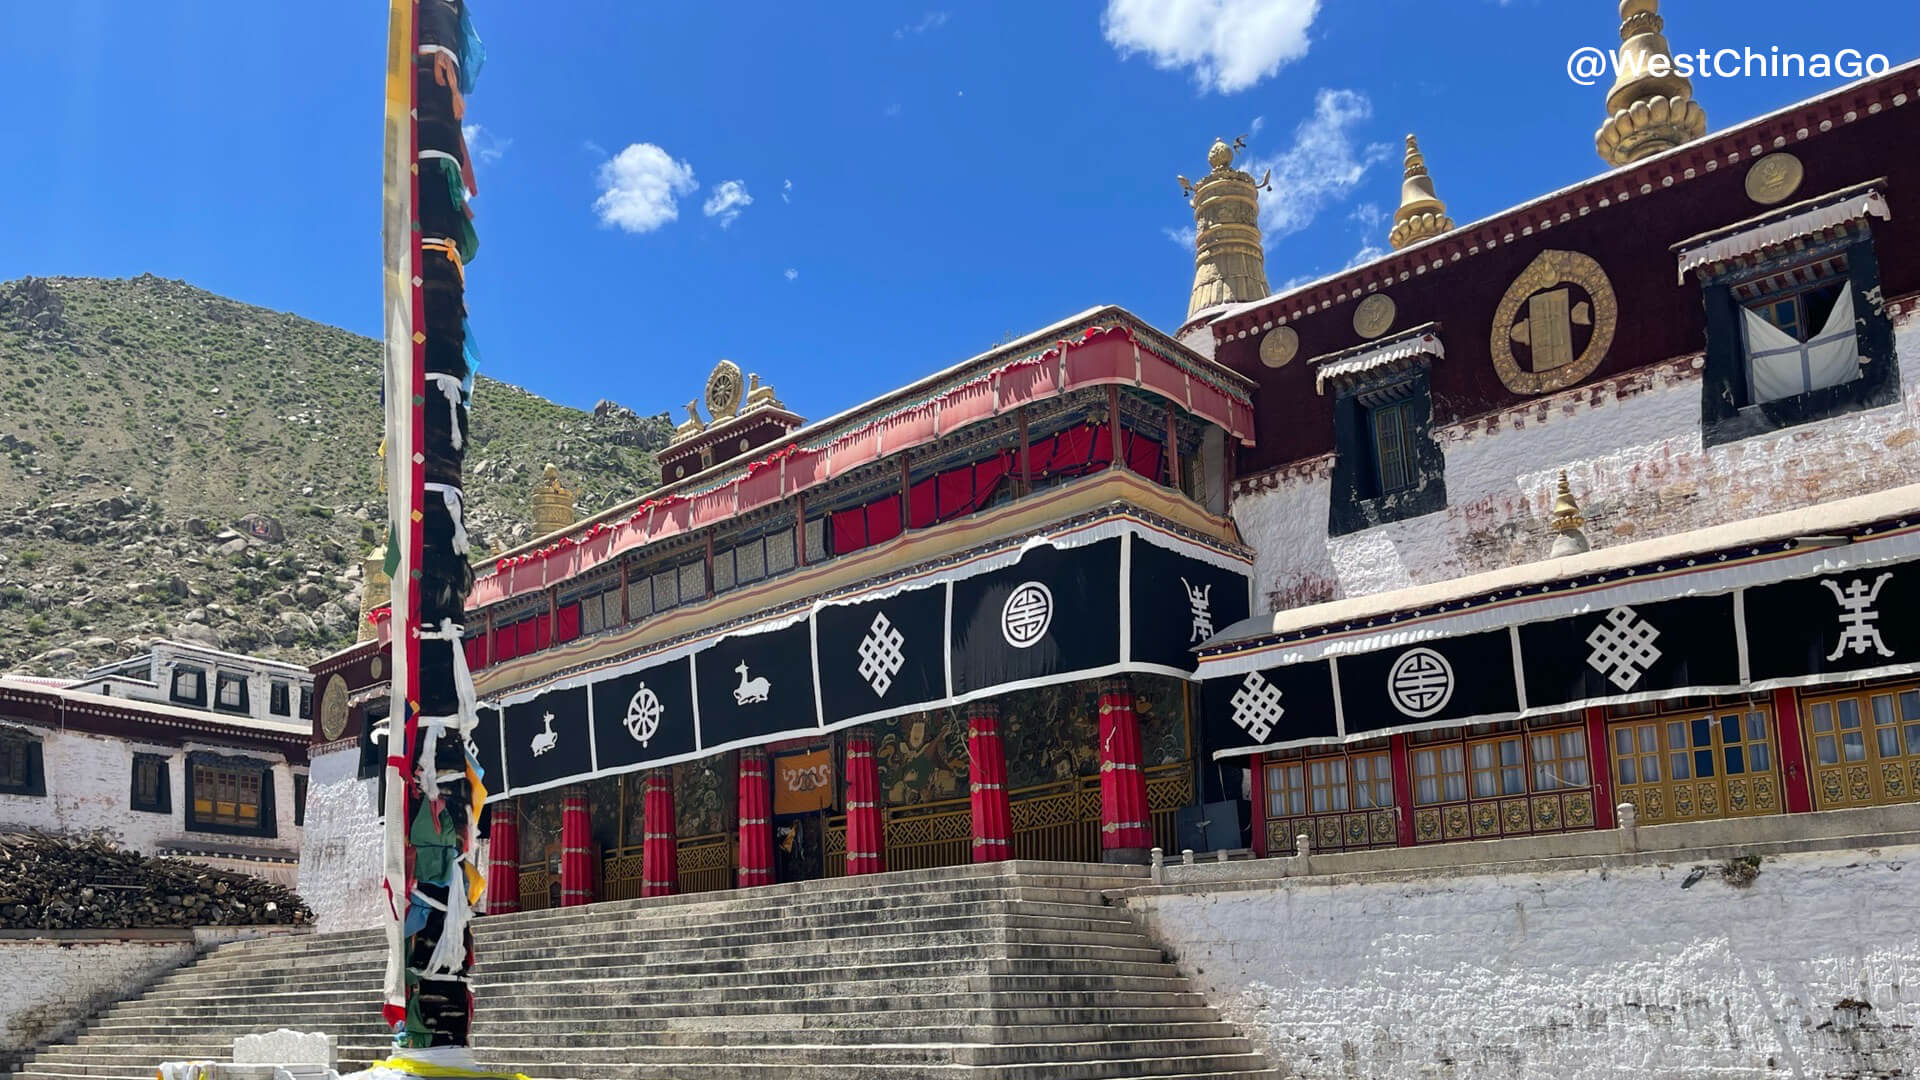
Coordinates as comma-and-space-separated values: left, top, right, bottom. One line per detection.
473, 891, 1124, 940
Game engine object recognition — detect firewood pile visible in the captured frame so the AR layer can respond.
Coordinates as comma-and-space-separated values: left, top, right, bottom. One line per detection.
0, 833, 312, 929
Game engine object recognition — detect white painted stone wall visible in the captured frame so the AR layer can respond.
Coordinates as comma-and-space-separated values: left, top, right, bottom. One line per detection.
0, 726, 300, 860
1124, 846, 1920, 1080
0, 938, 195, 1062
295, 744, 387, 934
1231, 313, 1920, 613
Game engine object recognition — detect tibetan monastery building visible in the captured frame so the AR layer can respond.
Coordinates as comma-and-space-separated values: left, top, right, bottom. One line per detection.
299, 13, 1920, 928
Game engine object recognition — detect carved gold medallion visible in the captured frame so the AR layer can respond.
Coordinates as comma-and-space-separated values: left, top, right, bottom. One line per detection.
1745, 152, 1804, 205
1490, 250, 1617, 395
319, 673, 349, 741
1258, 326, 1300, 368
1352, 293, 1396, 339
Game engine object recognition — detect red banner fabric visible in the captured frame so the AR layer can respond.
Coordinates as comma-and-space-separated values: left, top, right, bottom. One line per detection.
485, 810, 519, 914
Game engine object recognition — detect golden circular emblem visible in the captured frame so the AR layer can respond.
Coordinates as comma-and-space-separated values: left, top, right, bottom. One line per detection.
1352, 294, 1396, 339
318, 673, 349, 741
1258, 327, 1299, 368
370, 654, 384, 679
1490, 250, 1618, 396
705, 360, 744, 420
1745, 152, 1804, 206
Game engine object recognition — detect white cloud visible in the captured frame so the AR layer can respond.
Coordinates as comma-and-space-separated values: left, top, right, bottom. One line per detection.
1243, 89, 1390, 240
462, 124, 511, 165
1248, 115, 1265, 137
582, 139, 606, 157
1102, 0, 1319, 94
894, 11, 949, 38
1348, 201, 1386, 232
784, 268, 799, 281
593, 143, 697, 234
1163, 225, 1197, 249
702, 180, 753, 228
1344, 242, 1387, 269
781, 179, 793, 204
884, 103, 903, 118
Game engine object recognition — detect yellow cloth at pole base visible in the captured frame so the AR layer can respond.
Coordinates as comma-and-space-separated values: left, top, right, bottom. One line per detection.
363, 1058, 530, 1080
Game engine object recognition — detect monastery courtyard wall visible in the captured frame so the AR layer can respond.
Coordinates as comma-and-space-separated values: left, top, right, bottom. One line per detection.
1111, 806, 1919, 1080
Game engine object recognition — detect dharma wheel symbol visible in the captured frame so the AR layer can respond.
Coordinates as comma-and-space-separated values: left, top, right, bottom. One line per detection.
624, 683, 663, 746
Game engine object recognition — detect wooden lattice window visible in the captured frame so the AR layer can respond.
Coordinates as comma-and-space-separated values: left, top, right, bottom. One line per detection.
1803, 683, 1920, 810
190, 762, 268, 832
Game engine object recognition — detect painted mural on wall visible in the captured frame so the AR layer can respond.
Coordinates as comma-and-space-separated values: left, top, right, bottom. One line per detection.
1000, 683, 1101, 790
620, 772, 647, 851
587, 776, 620, 852
516, 789, 565, 868
1133, 674, 1191, 769
674, 755, 733, 838
875, 709, 968, 806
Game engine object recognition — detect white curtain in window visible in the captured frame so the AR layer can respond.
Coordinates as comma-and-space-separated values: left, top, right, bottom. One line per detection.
1742, 285, 1859, 403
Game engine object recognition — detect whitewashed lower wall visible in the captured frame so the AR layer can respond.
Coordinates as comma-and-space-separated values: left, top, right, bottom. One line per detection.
1123, 846, 1920, 1079
0, 727, 300, 861
0, 938, 194, 1062
295, 744, 387, 934
1231, 313, 1920, 613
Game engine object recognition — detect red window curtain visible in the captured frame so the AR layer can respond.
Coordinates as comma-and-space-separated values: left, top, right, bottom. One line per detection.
464, 635, 488, 672
533, 615, 552, 651
907, 477, 938, 530
865, 496, 902, 547
555, 602, 582, 643
1123, 431, 1164, 483
492, 626, 517, 663
516, 619, 537, 657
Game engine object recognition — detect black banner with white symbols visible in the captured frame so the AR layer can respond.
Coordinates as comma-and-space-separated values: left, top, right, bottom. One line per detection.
1201, 557, 1920, 759
482, 525, 1252, 798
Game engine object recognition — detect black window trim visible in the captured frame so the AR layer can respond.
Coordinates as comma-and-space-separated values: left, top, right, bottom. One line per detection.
212, 671, 251, 715
130, 752, 172, 814
170, 664, 209, 708
269, 680, 292, 717
0, 724, 47, 797
1328, 364, 1448, 537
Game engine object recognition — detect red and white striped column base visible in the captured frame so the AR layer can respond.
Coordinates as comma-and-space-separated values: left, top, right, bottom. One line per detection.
845, 734, 886, 875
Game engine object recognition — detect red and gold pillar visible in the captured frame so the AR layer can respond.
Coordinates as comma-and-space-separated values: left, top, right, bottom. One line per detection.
642, 771, 678, 897
486, 803, 520, 914
1098, 679, 1151, 859
737, 749, 775, 887
559, 787, 594, 907
968, 708, 1012, 863
845, 733, 886, 875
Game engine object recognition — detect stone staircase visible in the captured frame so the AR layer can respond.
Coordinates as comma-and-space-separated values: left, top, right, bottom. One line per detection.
9, 861, 1274, 1080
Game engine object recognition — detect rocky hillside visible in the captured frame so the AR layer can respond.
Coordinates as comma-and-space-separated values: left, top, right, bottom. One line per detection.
0, 275, 671, 678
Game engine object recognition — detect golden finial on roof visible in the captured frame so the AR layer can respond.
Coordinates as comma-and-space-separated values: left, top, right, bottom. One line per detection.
669, 399, 707, 446
1181, 135, 1271, 324
745, 372, 782, 413
357, 541, 391, 642
1388, 134, 1454, 250
530, 462, 576, 538
1595, 0, 1706, 166
1549, 470, 1592, 558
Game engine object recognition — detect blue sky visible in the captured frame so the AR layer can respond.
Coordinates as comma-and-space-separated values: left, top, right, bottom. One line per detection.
3, 1, 1916, 425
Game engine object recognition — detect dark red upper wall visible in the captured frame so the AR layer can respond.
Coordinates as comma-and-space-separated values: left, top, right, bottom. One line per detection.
1212, 67, 1920, 476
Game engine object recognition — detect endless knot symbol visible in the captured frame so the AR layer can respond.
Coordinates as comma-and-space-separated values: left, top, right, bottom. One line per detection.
624, 683, 663, 745
1228, 671, 1285, 742
1823, 573, 1895, 661
857, 612, 907, 698
1585, 606, 1662, 691
1001, 581, 1054, 649
1387, 648, 1454, 718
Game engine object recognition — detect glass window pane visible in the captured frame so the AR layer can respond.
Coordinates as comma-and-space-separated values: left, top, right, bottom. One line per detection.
1472, 770, 1498, 799
1639, 725, 1659, 753
1562, 731, 1585, 757
1871, 695, 1896, 728
1502, 766, 1527, 795
1724, 745, 1745, 776
1565, 757, 1590, 786
1905, 725, 1920, 757
1810, 702, 1834, 732
1746, 713, 1767, 742
1416, 777, 1438, 805
1618, 758, 1637, 785
1670, 752, 1690, 780
1879, 727, 1900, 758
1695, 749, 1716, 778
1691, 717, 1712, 748
1815, 735, 1839, 766
1838, 700, 1861, 729
1500, 739, 1524, 766
1900, 691, 1920, 722
1643, 754, 1661, 783
1472, 743, 1495, 769
1444, 773, 1466, 802
1843, 730, 1867, 761
1720, 713, 1740, 744
1748, 743, 1771, 773
1413, 749, 1435, 778
1615, 728, 1635, 756
1667, 721, 1688, 751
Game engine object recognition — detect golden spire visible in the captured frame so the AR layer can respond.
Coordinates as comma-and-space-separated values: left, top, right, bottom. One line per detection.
1180, 135, 1271, 323
1595, 0, 1707, 166
1388, 134, 1453, 250
357, 541, 391, 642
1549, 470, 1591, 557
530, 463, 576, 538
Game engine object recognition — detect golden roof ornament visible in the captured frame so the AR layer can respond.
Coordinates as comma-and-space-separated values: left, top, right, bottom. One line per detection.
744, 372, 782, 413
530, 462, 577, 538
670, 400, 707, 445
1180, 135, 1272, 323
1549, 470, 1592, 558
1388, 134, 1454, 250
357, 541, 391, 642
1595, 0, 1707, 166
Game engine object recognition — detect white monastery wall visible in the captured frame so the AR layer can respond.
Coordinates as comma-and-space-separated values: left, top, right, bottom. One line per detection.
0, 728, 300, 859
1123, 844, 1920, 1080
0, 937, 195, 1061
1231, 315, 1920, 613
295, 743, 387, 934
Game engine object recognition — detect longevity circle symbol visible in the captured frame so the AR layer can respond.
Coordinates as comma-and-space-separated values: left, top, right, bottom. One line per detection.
1000, 581, 1054, 648
1386, 647, 1454, 718
624, 683, 663, 745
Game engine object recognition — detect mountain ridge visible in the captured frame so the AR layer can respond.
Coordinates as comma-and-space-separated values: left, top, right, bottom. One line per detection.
0, 274, 671, 677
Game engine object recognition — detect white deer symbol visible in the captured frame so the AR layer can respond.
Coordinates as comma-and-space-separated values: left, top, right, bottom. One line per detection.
733, 661, 771, 705
530, 711, 559, 757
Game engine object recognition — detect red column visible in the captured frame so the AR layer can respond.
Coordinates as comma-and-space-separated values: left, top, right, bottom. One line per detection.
1249, 753, 1267, 857
845, 734, 886, 875
1585, 707, 1617, 829
642, 771, 678, 897
1772, 688, 1814, 814
1098, 680, 1151, 859
1389, 735, 1416, 846
559, 787, 594, 907
737, 749, 775, 887
968, 708, 1012, 863
486, 803, 520, 915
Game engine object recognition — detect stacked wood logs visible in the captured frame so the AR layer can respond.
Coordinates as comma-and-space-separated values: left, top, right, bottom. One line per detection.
0, 833, 311, 930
